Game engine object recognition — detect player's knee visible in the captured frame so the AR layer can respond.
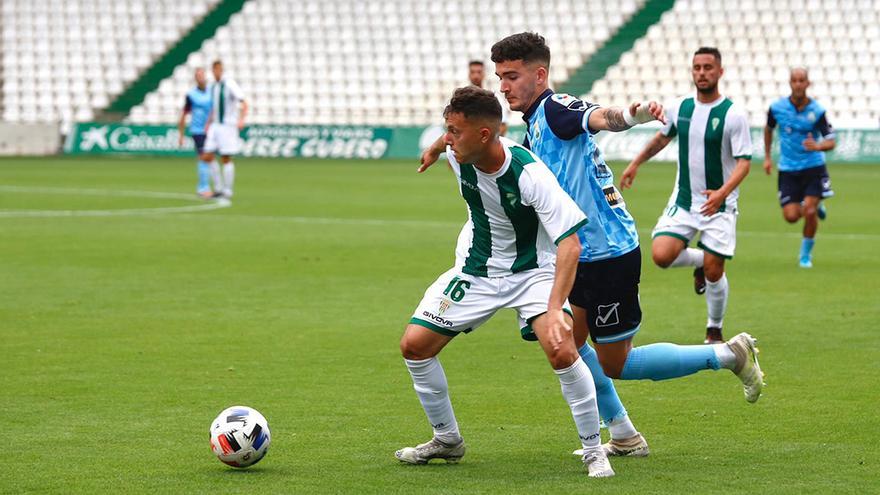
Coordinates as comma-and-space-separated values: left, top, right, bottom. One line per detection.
782, 209, 800, 223
597, 354, 625, 379
547, 347, 579, 370
803, 205, 818, 219
705, 267, 724, 282
652, 250, 674, 268
399, 334, 427, 360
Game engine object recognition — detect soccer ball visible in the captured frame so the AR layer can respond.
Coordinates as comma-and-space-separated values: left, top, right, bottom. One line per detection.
209, 405, 271, 468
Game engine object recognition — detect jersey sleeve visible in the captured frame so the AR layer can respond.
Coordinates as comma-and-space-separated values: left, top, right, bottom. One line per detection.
728, 109, 753, 160
544, 94, 601, 140
766, 107, 777, 128
183, 95, 192, 113
520, 162, 588, 245
228, 79, 246, 100
815, 113, 835, 139
660, 99, 678, 137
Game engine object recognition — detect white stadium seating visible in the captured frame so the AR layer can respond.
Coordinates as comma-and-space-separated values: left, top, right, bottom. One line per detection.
0, 0, 220, 129
128, 0, 643, 126
584, 0, 880, 128
1, 0, 877, 130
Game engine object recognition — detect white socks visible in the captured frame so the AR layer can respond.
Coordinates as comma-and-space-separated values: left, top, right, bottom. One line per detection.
222, 162, 235, 197
404, 358, 461, 444
670, 247, 704, 268
713, 344, 737, 369
555, 358, 601, 450
607, 415, 638, 440
210, 161, 223, 192
706, 273, 729, 328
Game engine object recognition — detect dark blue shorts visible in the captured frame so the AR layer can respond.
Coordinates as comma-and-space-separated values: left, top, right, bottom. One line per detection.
191, 134, 207, 154
778, 164, 830, 206
568, 246, 642, 344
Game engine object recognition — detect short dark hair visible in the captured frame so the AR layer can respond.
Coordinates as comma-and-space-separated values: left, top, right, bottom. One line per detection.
468, 60, 484, 67
693, 47, 722, 64
490, 32, 551, 67
212, 60, 223, 67
443, 86, 502, 123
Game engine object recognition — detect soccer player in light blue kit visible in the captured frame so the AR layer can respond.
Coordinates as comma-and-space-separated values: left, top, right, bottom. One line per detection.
763, 68, 836, 268
177, 68, 214, 198
423, 33, 765, 459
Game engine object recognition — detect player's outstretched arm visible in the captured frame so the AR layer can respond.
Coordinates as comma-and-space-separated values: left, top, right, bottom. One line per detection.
700, 158, 751, 216
763, 126, 774, 175
418, 135, 447, 173
544, 233, 581, 351
588, 101, 666, 132
620, 131, 673, 189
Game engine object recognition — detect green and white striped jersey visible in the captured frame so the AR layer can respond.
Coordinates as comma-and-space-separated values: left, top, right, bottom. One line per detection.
661, 94, 752, 212
211, 77, 246, 126
448, 137, 588, 278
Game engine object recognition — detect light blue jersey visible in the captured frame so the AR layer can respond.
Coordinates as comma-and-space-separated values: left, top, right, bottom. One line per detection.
522, 89, 639, 262
767, 97, 834, 172
184, 86, 212, 135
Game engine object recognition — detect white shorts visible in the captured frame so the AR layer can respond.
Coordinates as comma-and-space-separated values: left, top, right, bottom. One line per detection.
204, 124, 242, 156
410, 265, 571, 341
651, 204, 738, 259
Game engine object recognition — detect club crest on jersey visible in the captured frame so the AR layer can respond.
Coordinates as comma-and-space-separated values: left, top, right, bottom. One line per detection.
807, 111, 816, 122
711, 117, 720, 131
532, 122, 541, 140
438, 299, 451, 315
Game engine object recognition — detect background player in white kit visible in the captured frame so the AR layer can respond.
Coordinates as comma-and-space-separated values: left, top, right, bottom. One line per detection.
622, 47, 752, 344
395, 86, 614, 477
204, 60, 248, 199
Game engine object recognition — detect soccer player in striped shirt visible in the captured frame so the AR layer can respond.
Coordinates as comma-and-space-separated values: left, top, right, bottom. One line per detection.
396, 86, 614, 477
763, 68, 836, 268
622, 47, 752, 345
204, 60, 248, 198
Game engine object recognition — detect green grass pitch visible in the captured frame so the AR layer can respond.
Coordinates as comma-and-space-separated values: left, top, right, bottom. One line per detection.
1, 155, 877, 494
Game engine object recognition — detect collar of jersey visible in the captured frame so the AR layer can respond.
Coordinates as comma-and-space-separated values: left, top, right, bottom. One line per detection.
468, 140, 512, 179
522, 89, 554, 124
693, 93, 726, 108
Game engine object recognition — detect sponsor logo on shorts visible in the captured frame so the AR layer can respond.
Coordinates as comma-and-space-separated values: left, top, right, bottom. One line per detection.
422, 311, 454, 327
595, 302, 620, 328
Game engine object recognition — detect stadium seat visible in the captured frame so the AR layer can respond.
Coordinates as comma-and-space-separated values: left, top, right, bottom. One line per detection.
0, 0, 222, 128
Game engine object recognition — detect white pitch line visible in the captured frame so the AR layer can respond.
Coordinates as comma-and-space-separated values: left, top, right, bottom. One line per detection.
0, 185, 230, 217
175, 213, 880, 241
0, 185, 198, 201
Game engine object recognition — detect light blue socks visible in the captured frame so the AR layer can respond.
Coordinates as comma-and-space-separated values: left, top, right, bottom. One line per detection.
197, 160, 211, 193
620, 343, 720, 381
578, 343, 627, 423
800, 237, 815, 262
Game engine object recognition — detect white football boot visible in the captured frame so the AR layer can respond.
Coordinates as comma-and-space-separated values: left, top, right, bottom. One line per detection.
727, 332, 765, 403
395, 437, 466, 464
